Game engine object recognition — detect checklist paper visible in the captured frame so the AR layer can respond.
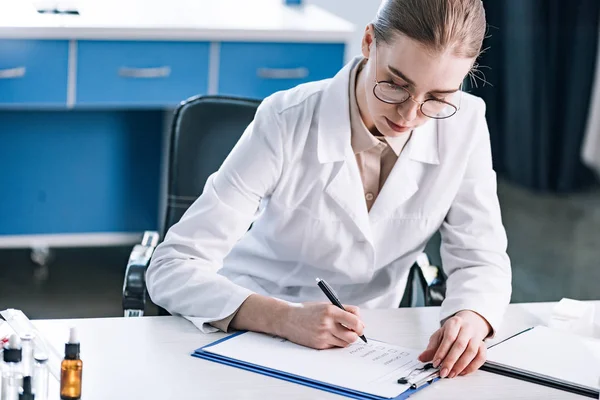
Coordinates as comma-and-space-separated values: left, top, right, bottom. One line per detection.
201, 331, 432, 398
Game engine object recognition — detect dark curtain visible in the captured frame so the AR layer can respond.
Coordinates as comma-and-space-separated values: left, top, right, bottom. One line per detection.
471, 0, 600, 192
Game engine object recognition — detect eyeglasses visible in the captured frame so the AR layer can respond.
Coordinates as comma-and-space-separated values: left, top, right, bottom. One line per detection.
370, 41, 462, 119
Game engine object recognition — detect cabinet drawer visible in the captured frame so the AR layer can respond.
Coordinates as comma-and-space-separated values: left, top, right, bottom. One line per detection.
76, 41, 210, 107
0, 40, 69, 106
218, 42, 345, 99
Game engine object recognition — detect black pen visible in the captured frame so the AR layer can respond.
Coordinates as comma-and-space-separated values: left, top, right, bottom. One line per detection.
315, 278, 368, 343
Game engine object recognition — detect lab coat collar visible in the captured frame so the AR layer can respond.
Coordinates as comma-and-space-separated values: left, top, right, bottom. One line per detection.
317, 56, 440, 166
409, 119, 440, 165
317, 57, 358, 164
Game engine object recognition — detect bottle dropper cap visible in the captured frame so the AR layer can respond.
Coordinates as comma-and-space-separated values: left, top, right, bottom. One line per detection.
19, 376, 34, 400
3, 334, 22, 363
8, 334, 20, 348
34, 351, 49, 363
20, 332, 35, 342
65, 327, 80, 360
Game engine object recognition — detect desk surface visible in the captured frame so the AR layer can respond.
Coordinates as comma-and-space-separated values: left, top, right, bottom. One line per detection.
0, 0, 354, 41
32, 301, 598, 400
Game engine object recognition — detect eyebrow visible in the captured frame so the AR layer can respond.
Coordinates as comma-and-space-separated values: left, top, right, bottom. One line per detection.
388, 65, 460, 95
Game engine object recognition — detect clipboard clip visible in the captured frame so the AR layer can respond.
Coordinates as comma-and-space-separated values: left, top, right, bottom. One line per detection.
397, 362, 437, 385
409, 370, 440, 389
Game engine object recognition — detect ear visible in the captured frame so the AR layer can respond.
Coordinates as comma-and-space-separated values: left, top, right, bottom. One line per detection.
361, 24, 375, 59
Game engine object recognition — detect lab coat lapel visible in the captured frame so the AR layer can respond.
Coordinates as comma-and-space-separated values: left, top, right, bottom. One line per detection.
369, 119, 440, 220
319, 57, 373, 243
325, 149, 373, 243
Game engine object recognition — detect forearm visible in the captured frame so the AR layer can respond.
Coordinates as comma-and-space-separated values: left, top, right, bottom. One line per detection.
230, 293, 290, 336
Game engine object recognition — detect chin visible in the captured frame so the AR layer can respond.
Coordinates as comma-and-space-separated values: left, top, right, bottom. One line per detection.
383, 129, 410, 138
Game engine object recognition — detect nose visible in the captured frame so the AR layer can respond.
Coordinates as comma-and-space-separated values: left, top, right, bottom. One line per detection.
397, 98, 419, 122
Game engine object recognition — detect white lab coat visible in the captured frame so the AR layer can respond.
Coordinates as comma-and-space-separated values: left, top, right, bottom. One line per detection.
146, 57, 512, 334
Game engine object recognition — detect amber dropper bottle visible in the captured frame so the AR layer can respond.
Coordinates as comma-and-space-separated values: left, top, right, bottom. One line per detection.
60, 327, 82, 400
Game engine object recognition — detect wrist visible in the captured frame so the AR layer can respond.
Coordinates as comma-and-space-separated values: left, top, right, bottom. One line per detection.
271, 300, 293, 338
456, 310, 492, 337
232, 294, 292, 337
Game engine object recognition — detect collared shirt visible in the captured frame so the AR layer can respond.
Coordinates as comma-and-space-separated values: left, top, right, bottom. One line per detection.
349, 59, 412, 211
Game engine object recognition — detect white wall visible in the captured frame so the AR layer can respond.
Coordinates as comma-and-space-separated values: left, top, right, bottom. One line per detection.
306, 0, 382, 61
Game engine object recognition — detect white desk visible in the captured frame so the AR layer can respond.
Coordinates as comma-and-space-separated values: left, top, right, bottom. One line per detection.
0, 0, 354, 42
33, 302, 596, 400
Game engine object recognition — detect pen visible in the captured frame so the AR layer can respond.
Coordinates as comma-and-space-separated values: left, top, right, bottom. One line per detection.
315, 278, 368, 344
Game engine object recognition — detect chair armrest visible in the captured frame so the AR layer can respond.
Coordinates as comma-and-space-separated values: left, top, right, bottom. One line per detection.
122, 231, 160, 317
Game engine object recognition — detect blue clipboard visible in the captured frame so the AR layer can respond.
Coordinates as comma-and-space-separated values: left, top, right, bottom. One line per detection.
192, 331, 438, 400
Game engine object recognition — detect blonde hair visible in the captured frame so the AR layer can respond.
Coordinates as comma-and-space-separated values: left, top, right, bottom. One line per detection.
372, 0, 486, 59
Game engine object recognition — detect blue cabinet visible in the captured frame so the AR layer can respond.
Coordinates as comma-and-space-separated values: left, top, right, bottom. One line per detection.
0, 40, 346, 108
0, 37, 346, 239
218, 42, 345, 99
0, 40, 69, 106
76, 41, 210, 107
0, 110, 162, 235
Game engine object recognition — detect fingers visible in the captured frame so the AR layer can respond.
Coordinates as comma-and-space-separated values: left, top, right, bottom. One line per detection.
342, 305, 366, 331
327, 333, 352, 348
459, 343, 487, 376
330, 306, 364, 336
331, 323, 359, 346
432, 317, 461, 368
446, 338, 480, 378
439, 329, 471, 378
343, 304, 361, 318
418, 329, 442, 362
311, 333, 347, 350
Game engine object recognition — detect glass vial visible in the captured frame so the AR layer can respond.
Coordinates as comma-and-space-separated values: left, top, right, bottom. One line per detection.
1, 334, 23, 400
18, 334, 34, 379
60, 328, 82, 400
33, 353, 49, 400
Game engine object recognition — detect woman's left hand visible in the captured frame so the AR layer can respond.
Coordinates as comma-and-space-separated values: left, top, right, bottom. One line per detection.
418, 310, 491, 378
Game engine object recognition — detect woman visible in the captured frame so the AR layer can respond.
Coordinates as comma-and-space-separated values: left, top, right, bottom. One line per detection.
147, 0, 511, 379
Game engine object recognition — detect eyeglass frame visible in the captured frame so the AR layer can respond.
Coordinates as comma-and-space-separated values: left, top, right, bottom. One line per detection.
369, 38, 462, 120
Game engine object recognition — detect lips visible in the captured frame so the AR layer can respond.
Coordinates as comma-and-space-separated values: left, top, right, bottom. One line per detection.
385, 117, 411, 133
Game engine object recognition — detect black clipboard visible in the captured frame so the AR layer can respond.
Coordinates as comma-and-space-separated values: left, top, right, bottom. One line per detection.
482, 327, 599, 399
480, 362, 598, 398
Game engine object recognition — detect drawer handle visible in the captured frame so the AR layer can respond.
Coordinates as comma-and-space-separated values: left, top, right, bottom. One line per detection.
118, 66, 171, 79
257, 67, 309, 80
0, 67, 26, 79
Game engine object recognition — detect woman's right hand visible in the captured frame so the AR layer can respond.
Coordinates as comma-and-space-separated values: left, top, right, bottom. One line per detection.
278, 302, 366, 350
231, 295, 366, 350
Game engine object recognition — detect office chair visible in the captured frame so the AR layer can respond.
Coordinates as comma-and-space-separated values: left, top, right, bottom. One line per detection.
122, 95, 446, 317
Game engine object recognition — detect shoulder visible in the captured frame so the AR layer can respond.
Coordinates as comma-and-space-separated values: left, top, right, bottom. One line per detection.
436, 91, 490, 157
257, 78, 330, 123
249, 79, 331, 156
454, 91, 486, 120
240, 78, 332, 163
439, 91, 488, 137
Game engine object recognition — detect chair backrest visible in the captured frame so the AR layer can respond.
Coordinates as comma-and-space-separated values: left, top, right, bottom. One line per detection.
162, 95, 261, 237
